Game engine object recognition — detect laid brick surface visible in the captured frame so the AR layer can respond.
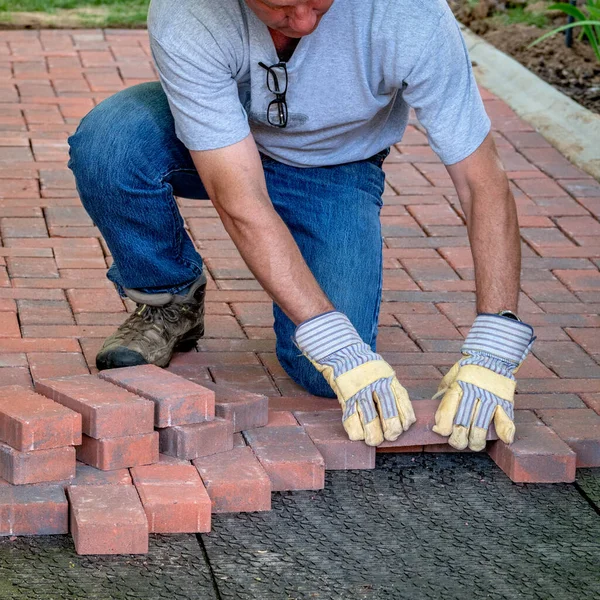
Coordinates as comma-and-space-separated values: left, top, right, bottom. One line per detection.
0, 483, 68, 536
158, 418, 233, 460
243, 426, 325, 491
293, 411, 376, 470
0, 385, 81, 451
0, 442, 75, 485
130, 463, 211, 533
194, 446, 271, 513
0, 29, 596, 516
536, 409, 600, 467
35, 375, 154, 439
487, 423, 576, 483
68, 484, 148, 555
99, 365, 215, 427
77, 431, 159, 471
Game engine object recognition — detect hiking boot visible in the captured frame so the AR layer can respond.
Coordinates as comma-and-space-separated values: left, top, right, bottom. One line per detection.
96, 273, 207, 371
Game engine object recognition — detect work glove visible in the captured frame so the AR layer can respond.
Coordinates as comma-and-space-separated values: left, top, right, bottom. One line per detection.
294, 310, 416, 446
433, 313, 535, 451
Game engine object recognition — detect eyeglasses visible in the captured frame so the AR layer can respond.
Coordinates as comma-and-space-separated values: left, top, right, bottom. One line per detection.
258, 61, 288, 128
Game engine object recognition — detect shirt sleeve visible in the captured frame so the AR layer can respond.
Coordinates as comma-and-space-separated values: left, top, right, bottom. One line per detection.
401, 8, 491, 165
148, 28, 250, 152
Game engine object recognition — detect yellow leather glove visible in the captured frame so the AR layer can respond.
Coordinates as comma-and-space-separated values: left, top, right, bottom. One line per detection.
294, 311, 416, 446
433, 314, 535, 451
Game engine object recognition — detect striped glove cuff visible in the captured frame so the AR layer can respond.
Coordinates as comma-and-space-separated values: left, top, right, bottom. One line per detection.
294, 311, 364, 362
462, 314, 535, 366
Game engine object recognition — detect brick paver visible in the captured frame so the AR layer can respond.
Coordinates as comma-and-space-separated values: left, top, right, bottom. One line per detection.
0, 29, 598, 553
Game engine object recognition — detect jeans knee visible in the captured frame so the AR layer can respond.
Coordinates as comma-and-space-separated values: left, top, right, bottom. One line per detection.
68, 82, 173, 200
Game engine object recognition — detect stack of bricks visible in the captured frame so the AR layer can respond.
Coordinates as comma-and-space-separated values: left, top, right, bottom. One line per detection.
0, 361, 598, 554
0, 385, 81, 537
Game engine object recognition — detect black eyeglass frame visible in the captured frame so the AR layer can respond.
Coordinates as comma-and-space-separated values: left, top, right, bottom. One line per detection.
258, 61, 289, 128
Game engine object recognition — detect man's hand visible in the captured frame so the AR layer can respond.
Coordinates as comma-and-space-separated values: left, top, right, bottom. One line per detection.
294, 311, 416, 446
433, 314, 535, 451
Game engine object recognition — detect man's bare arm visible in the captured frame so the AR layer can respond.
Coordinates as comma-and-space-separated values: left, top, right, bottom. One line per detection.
191, 134, 333, 325
446, 133, 520, 314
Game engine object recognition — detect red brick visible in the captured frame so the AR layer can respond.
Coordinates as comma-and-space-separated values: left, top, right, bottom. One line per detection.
0, 367, 31, 388
6, 256, 58, 279
0, 484, 68, 536
27, 352, 89, 381
233, 432, 247, 448
0, 442, 75, 485
514, 394, 586, 410
72, 461, 131, 486
265, 410, 299, 427
76, 431, 159, 471
158, 453, 192, 465
158, 418, 233, 460
268, 395, 340, 412
243, 426, 325, 491
99, 365, 215, 427
580, 393, 600, 415
533, 341, 600, 378
66, 288, 125, 313
378, 399, 498, 450
377, 445, 424, 453
209, 365, 279, 395
0, 218, 48, 238
68, 485, 148, 555
396, 313, 462, 340
520, 280, 579, 303
294, 411, 376, 470
401, 258, 459, 281
536, 409, 600, 467
17, 299, 74, 325
0, 312, 20, 338
35, 375, 155, 439
554, 269, 600, 291
194, 446, 271, 513
0, 338, 81, 353
131, 464, 211, 533
0, 385, 81, 451
565, 328, 600, 358
200, 382, 269, 432
487, 423, 576, 483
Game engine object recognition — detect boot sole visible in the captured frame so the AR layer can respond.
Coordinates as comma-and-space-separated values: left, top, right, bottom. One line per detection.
96, 325, 205, 371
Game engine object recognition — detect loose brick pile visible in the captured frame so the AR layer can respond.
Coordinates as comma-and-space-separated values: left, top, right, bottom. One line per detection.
0, 29, 599, 553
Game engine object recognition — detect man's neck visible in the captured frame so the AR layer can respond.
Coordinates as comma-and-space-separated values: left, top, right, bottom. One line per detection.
268, 28, 300, 62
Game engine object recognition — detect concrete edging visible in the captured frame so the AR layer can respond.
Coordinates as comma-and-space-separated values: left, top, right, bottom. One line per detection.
461, 25, 600, 181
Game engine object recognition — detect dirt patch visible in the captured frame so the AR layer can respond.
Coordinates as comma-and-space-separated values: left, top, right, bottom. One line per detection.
451, 1, 600, 114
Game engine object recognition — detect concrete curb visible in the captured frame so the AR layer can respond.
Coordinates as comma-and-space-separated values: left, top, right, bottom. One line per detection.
461, 25, 600, 181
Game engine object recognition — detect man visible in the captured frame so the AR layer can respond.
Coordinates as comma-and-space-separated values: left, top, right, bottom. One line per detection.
68, 0, 535, 451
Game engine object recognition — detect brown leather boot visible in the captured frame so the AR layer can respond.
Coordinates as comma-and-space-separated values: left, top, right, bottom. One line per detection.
96, 273, 207, 371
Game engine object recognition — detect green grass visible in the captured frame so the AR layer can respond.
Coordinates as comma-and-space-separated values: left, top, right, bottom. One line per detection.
492, 6, 550, 29
0, 0, 149, 28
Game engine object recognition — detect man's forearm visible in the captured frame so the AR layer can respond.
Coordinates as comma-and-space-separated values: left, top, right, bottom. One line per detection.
213, 196, 333, 325
466, 178, 521, 314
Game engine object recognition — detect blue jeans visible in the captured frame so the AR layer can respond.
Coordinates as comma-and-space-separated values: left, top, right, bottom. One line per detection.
68, 82, 388, 398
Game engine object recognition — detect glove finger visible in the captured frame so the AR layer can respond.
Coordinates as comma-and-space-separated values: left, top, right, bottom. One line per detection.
432, 382, 463, 437
356, 391, 384, 447
341, 396, 365, 442
493, 400, 516, 445
433, 361, 461, 400
450, 396, 478, 450
467, 389, 499, 452
391, 378, 416, 431
371, 379, 402, 442
448, 383, 478, 450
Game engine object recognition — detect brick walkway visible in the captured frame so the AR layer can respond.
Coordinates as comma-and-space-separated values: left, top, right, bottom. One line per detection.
0, 29, 599, 478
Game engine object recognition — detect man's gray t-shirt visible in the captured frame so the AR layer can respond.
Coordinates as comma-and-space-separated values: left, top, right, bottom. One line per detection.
148, 0, 490, 168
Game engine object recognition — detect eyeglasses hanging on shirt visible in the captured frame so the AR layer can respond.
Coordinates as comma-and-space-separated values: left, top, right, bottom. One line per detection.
258, 61, 288, 128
